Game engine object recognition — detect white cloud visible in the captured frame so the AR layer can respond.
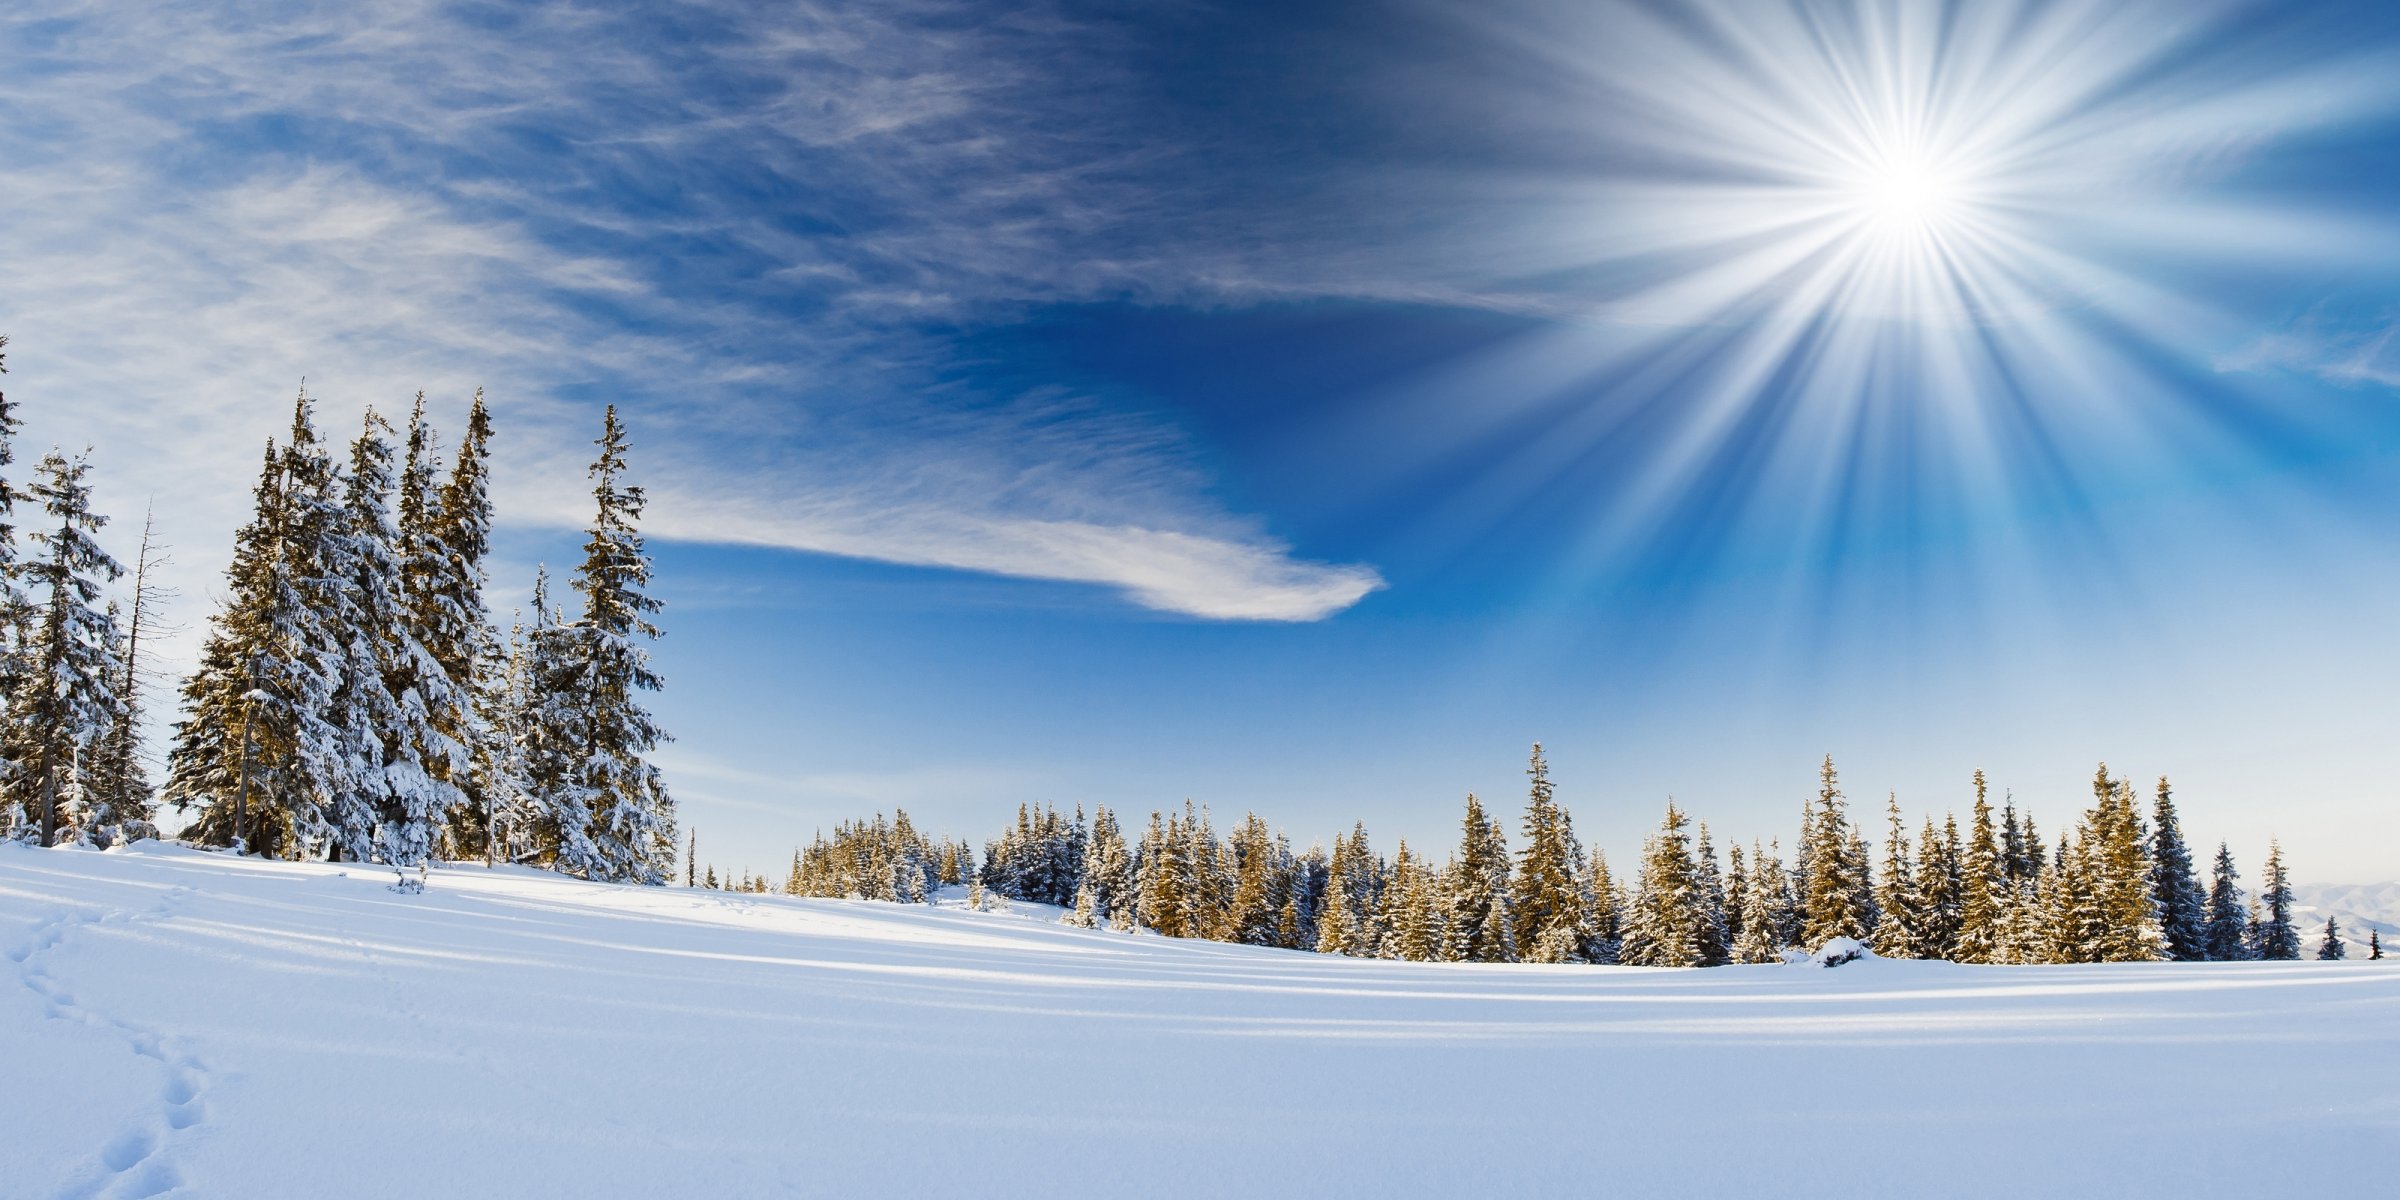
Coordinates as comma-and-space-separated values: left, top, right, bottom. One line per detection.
2217, 315, 2400, 391
0, 0, 1383, 640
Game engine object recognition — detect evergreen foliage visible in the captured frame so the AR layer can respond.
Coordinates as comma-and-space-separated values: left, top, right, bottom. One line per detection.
2253, 840, 2299, 961
2147, 778, 2208, 961
1800, 756, 1872, 947
4, 451, 125, 846
1445, 793, 1515, 963
520, 408, 675, 883
2316, 917, 2344, 961
2202, 843, 2249, 962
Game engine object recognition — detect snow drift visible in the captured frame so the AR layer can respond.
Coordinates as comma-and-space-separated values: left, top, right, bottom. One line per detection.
6, 842, 2397, 1199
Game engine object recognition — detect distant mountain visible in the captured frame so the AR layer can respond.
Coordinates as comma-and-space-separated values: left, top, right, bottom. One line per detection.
2290, 883, 2400, 959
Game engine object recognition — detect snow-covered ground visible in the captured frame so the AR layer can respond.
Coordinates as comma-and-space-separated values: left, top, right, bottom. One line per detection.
7, 844, 2397, 1199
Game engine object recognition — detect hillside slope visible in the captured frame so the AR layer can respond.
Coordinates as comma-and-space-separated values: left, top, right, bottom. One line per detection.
7, 843, 2397, 1199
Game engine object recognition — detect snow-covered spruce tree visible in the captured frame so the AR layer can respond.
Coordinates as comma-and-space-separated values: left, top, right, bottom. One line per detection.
2147, 777, 2208, 962
1801, 756, 1873, 948
476, 598, 544, 864
398, 391, 499, 860
1383, 841, 1447, 961
2317, 918, 2345, 961
1955, 771, 2007, 963
169, 397, 360, 858
1276, 840, 1327, 949
324, 411, 466, 866
1916, 814, 1963, 960
1732, 840, 1793, 963
521, 408, 675, 884
4, 451, 123, 846
1084, 805, 1135, 926
1723, 841, 1749, 955
1584, 844, 1623, 964
1873, 794, 1922, 958
1691, 821, 1730, 966
1620, 801, 1710, 968
1135, 808, 1186, 936
2253, 840, 2299, 960
1184, 804, 1231, 939
1315, 823, 1368, 955
1226, 812, 1282, 947
2370, 929, 2382, 960
1513, 743, 1591, 963
1444, 792, 1515, 962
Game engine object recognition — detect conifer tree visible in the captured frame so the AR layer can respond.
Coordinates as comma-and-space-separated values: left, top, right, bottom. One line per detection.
2148, 777, 2208, 962
1955, 770, 2006, 963
2369, 929, 2381, 960
1385, 841, 1446, 961
1226, 812, 1283, 947
522, 408, 675, 883
324, 411, 462, 865
1690, 820, 1730, 966
1801, 756, 1872, 947
1916, 814, 1963, 961
1444, 793, 1515, 963
1873, 794, 1922, 958
1723, 841, 1749, 953
2254, 840, 2299, 961
1621, 801, 1709, 968
401, 391, 500, 858
1083, 806, 1135, 926
2316, 917, 2345, 961
4, 451, 124, 846
1512, 744, 1590, 963
1732, 841, 1793, 963
1584, 845, 1623, 964
2201, 843, 2248, 961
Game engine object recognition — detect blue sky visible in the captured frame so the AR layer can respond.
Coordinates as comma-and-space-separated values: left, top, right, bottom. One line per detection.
6, 0, 2400, 881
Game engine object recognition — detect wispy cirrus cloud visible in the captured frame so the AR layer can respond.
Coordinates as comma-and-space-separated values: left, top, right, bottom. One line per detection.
2218, 311, 2400, 391
0, 0, 1381, 632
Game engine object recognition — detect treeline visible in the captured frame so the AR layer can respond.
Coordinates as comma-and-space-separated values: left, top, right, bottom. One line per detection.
738, 746, 2354, 967
0, 337, 677, 884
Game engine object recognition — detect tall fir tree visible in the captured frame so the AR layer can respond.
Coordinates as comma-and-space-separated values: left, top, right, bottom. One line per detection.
522, 408, 675, 883
1512, 744, 1591, 963
1873, 793, 1922, 958
4, 451, 124, 846
2253, 840, 2299, 961
1444, 793, 1515, 963
1620, 801, 1710, 968
1732, 841, 1794, 963
324, 411, 463, 865
1955, 770, 2007, 963
402, 391, 500, 859
1690, 820, 1730, 966
2147, 777, 2208, 962
1584, 845, 1623, 964
1801, 756, 1873, 948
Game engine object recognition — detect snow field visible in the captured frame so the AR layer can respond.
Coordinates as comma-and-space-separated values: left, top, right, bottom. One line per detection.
6, 842, 2398, 1199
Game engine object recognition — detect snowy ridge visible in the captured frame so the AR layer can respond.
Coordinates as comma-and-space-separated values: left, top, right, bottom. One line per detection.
2291, 882, 2400, 958
8, 842, 2398, 1198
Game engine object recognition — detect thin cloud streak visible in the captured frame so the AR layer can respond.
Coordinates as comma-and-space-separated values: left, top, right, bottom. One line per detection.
0, 0, 1384, 632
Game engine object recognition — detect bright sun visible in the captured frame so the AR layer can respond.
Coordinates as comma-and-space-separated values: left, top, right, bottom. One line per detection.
1849, 152, 1959, 231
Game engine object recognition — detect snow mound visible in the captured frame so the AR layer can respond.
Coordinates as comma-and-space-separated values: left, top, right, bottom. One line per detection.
1811, 937, 1872, 967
